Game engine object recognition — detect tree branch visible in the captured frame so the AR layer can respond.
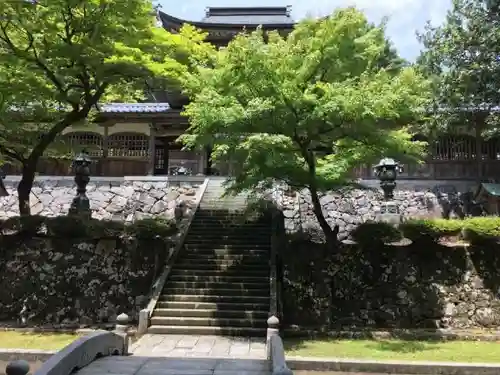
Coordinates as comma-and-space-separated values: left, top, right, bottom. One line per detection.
0, 21, 75, 105
0, 143, 25, 163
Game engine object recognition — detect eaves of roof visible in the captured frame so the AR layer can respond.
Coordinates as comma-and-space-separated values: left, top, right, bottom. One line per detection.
98, 103, 171, 113
158, 10, 295, 30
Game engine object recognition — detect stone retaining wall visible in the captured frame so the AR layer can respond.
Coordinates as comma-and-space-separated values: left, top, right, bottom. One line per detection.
0, 176, 205, 325
0, 235, 169, 325
283, 239, 500, 330
277, 180, 500, 330
0, 176, 204, 221
279, 180, 478, 240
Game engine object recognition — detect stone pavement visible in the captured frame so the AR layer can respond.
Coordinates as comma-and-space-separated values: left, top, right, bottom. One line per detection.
77, 355, 271, 375
131, 334, 267, 359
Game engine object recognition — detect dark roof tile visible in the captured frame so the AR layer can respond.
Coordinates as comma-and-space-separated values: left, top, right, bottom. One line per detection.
202, 6, 294, 25
99, 103, 170, 113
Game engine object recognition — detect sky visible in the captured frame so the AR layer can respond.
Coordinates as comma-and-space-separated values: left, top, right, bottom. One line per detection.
158, 0, 452, 61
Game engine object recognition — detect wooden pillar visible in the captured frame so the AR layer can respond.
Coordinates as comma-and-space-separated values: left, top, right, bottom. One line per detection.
205, 145, 212, 175
101, 123, 109, 176
164, 139, 170, 174
147, 123, 156, 175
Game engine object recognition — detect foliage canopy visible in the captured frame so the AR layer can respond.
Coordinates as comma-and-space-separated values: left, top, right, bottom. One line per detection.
180, 8, 431, 241
0, 0, 214, 214
418, 0, 500, 138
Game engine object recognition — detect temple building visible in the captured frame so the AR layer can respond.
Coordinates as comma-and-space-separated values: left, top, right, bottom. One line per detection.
18, 6, 500, 180
30, 6, 294, 177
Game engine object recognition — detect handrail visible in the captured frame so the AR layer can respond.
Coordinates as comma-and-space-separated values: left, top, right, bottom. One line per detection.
267, 186, 291, 374
267, 316, 293, 375
5, 314, 131, 375
138, 177, 210, 334
268, 185, 285, 321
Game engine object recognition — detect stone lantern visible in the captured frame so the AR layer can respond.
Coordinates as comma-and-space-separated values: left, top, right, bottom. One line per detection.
373, 157, 404, 223
373, 158, 403, 200
68, 150, 92, 219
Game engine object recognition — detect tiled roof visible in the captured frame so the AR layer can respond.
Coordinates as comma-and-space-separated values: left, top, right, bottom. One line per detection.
202, 7, 294, 25
158, 8, 295, 29
99, 103, 170, 113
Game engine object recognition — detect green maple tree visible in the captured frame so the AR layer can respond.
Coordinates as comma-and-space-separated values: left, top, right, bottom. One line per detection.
0, 0, 214, 215
180, 8, 431, 244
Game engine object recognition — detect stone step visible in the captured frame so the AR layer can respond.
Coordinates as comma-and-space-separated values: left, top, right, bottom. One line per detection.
180, 254, 269, 262
194, 211, 254, 217
155, 300, 269, 311
199, 206, 251, 208
172, 263, 269, 272
183, 244, 271, 251
188, 224, 271, 231
198, 201, 252, 204
185, 233, 270, 239
168, 274, 269, 283
159, 294, 270, 304
186, 236, 271, 245
175, 259, 268, 268
150, 316, 267, 328
152, 308, 268, 319
166, 281, 269, 290
190, 218, 267, 225
189, 220, 269, 226
170, 269, 269, 277
161, 287, 269, 297
147, 325, 266, 336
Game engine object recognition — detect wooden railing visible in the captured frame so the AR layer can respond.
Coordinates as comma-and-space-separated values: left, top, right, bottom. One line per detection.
352, 160, 500, 180
4, 158, 500, 180
3, 157, 149, 177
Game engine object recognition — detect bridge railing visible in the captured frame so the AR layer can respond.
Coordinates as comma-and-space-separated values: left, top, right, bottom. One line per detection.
5, 313, 132, 375
267, 316, 293, 375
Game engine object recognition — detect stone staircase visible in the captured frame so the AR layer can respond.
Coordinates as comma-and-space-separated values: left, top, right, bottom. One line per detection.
148, 179, 271, 336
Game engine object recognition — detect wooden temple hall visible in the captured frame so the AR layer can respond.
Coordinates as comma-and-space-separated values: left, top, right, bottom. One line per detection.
16, 6, 500, 180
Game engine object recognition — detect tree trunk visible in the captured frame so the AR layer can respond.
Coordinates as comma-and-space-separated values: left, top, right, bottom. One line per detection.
16, 109, 89, 216
301, 145, 338, 248
475, 124, 483, 183
18, 163, 36, 216
308, 184, 338, 246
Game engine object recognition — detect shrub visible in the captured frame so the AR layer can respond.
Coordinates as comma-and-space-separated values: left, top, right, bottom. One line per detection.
0, 215, 176, 241
1, 215, 46, 235
351, 217, 500, 246
350, 222, 402, 245
462, 217, 500, 243
399, 219, 462, 243
126, 217, 177, 239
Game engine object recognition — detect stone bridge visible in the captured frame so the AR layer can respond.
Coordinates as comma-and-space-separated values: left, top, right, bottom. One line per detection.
4, 315, 292, 375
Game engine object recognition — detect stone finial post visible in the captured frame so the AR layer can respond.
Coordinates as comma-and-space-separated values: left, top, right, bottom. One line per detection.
266, 315, 280, 360
114, 313, 130, 355
68, 150, 92, 219
174, 200, 186, 224
6, 360, 30, 375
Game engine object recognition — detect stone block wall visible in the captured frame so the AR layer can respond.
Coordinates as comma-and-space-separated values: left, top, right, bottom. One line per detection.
0, 235, 168, 325
283, 239, 500, 330
273, 179, 500, 330
0, 176, 205, 221
0, 176, 206, 326
279, 180, 478, 240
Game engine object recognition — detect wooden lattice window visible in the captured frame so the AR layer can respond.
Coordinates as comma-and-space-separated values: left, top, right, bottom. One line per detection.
108, 132, 149, 158
64, 132, 103, 157
431, 135, 476, 160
